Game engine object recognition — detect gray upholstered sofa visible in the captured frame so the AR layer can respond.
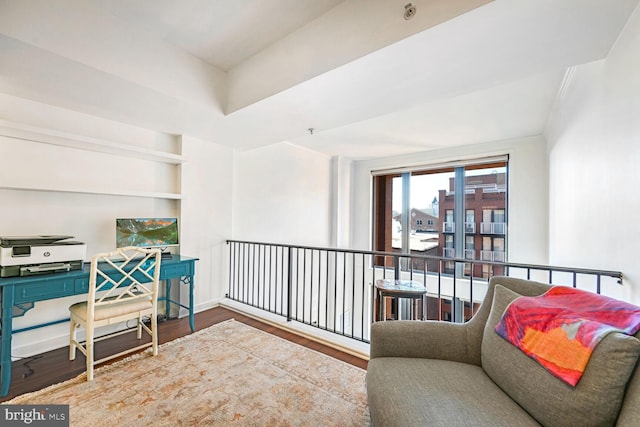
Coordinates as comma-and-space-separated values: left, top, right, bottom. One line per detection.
367, 276, 640, 426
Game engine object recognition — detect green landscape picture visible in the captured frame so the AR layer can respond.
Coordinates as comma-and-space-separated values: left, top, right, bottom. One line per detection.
116, 218, 179, 248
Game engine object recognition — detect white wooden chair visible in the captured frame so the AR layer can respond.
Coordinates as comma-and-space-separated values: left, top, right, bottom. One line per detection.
69, 246, 161, 380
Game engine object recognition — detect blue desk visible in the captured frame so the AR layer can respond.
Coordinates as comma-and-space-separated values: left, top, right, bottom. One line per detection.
0, 254, 198, 397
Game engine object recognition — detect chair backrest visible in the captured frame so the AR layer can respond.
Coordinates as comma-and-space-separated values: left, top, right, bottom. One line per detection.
464, 276, 552, 365
88, 246, 161, 313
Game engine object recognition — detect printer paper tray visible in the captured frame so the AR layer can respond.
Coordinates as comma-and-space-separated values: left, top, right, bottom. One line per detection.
0, 260, 83, 278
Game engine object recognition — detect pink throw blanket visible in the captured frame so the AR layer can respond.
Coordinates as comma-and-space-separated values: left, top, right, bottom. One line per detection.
495, 286, 640, 386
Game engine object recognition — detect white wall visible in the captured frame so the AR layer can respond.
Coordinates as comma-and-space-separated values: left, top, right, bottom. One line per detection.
0, 95, 231, 356
330, 156, 352, 248
180, 135, 234, 311
232, 143, 332, 246
545, 4, 640, 303
351, 136, 549, 263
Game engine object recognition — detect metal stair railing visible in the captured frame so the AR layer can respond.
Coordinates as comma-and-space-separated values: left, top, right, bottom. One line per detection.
226, 240, 622, 344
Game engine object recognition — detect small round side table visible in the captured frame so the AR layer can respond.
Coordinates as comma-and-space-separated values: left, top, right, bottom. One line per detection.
374, 279, 427, 321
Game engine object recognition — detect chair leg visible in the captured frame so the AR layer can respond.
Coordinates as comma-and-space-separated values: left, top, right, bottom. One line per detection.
136, 315, 143, 339
86, 324, 94, 381
69, 319, 77, 361
151, 312, 158, 356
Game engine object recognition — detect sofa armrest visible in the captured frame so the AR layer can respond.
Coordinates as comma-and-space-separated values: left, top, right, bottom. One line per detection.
369, 320, 476, 364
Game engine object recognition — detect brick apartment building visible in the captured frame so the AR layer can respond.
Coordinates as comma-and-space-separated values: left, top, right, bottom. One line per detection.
439, 172, 506, 278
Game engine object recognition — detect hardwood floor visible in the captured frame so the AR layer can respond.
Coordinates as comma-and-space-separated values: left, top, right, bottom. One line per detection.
0, 306, 368, 402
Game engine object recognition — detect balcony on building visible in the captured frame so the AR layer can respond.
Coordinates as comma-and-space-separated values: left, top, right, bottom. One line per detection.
480, 222, 506, 235
442, 247, 476, 260
442, 222, 476, 234
480, 250, 506, 262
465, 249, 476, 260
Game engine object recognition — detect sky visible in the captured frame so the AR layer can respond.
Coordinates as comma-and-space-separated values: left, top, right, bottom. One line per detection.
392, 171, 453, 213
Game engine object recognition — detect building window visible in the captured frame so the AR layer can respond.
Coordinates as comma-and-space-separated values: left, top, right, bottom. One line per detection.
465, 209, 475, 234
465, 235, 475, 257
372, 159, 508, 278
444, 209, 454, 233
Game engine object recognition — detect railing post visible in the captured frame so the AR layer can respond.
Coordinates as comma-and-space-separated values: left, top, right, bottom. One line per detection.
394, 255, 400, 279
287, 246, 293, 322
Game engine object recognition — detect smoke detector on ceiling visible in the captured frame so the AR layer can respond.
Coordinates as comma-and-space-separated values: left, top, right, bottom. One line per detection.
404, 3, 417, 20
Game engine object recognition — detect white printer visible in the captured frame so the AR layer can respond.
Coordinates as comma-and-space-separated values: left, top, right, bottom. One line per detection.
0, 235, 87, 278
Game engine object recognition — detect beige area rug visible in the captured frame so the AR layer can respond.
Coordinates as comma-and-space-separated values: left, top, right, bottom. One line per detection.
6, 319, 368, 426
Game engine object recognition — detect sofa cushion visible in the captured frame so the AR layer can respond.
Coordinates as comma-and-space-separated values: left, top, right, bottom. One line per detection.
616, 328, 640, 426
366, 357, 540, 427
482, 285, 640, 427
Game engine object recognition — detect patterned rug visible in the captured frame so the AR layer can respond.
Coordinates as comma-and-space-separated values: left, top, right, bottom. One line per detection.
6, 319, 368, 426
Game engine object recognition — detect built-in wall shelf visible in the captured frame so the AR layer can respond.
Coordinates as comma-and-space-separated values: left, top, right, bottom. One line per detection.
0, 184, 182, 200
0, 120, 184, 165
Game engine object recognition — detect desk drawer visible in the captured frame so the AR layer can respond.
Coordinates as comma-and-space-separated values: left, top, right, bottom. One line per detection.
75, 278, 89, 292
160, 263, 192, 280
15, 279, 75, 303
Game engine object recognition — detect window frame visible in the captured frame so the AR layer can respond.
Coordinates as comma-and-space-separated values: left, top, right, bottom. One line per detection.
372, 158, 508, 277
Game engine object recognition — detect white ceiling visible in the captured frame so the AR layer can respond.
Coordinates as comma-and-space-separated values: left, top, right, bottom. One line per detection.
97, 0, 346, 71
0, 0, 638, 160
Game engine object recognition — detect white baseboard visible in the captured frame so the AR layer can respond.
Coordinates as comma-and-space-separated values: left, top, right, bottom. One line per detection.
220, 299, 370, 360
13, 336, 69, 360
12, 323, 126, 361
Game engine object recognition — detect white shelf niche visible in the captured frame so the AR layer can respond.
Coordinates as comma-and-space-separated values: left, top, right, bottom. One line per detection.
0, 120, 184, 165
0, 121, 182, 201
0, 184, 181, 200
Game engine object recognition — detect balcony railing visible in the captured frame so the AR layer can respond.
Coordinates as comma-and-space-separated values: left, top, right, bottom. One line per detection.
481, 250, 506, 262
481, 222, 506, 234
442, 248, 476, 260
465, 249, 476, 260
226, 240, 623, 344
443, 222, 476, 233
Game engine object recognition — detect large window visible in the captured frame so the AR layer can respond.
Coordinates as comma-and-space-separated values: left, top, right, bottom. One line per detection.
372, 159, 508, 279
